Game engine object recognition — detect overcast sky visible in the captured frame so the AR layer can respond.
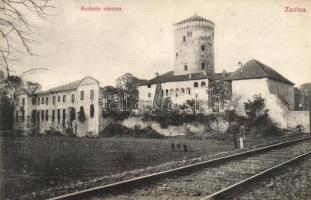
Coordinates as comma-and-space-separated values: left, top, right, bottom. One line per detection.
14, 0, 311, 90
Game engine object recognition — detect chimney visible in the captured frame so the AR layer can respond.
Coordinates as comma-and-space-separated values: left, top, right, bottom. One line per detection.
238, 61, 243, 73
155, 72, 159, 77
222, 70, 226, 77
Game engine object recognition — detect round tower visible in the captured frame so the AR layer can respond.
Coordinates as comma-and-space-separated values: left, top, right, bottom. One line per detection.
173, 15, 215, 75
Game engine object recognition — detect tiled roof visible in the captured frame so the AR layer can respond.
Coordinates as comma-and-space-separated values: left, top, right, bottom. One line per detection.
225, 59, 294, 85
175, 14, 214, 25
141, 71, 229, 86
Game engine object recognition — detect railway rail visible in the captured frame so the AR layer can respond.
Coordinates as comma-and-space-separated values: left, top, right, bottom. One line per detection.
48, 135, 311, 200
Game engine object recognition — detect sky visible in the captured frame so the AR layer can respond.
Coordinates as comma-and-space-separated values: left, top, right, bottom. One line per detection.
13, 0, 311, 90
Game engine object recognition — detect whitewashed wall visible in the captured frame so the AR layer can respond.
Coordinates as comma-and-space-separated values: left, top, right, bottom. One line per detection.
231, 78, 290, 128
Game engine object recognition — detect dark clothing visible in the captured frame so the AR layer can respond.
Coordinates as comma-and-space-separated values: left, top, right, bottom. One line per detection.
227, 123, 239, 149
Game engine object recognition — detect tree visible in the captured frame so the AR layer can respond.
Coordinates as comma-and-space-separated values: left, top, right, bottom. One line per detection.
0, 0, 52, 99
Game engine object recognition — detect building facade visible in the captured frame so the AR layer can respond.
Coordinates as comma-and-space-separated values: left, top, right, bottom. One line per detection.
14, 76, 102, 136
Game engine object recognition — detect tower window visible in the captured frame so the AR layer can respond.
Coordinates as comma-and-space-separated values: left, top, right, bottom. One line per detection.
201, 62, 206, 70
183, 36, 186, 42
147, 84, 151, 88
184, 64, 188, 71
165, 89, 169, 95
201, 81, 206, 87
187, 32, 192, 37
194, 82, 199, 87
201, 45, 205, 51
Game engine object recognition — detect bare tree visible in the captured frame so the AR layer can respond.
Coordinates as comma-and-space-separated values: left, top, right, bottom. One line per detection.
0, 0, 53, 97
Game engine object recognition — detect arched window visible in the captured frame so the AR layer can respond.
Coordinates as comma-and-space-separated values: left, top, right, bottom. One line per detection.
194, 82, 199, 87
175, 89, 179, 97
201, 81, 206, 87
187, 88, 191, 95
165, 89, 169, 95
201, 62, 206, 70
181, 88, 185, 94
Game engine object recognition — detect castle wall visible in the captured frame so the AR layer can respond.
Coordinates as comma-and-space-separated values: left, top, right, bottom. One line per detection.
231, 78, 293, 128
13, 77, 101, 137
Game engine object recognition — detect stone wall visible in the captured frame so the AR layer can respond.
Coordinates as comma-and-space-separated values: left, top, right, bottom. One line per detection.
286, 111, 310, 133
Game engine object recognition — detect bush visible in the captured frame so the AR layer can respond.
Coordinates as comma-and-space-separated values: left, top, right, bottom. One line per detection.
99, 123, 164, 139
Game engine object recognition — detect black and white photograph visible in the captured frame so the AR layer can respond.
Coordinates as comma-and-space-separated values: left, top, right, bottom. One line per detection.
1, 0, 311, 199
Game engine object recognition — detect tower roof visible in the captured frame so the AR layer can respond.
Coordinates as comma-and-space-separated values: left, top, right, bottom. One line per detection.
225, 59, 294, 85
175, 14, 214, 25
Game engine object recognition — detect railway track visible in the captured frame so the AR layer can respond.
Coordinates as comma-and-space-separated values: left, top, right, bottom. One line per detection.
48, 136, 311, 200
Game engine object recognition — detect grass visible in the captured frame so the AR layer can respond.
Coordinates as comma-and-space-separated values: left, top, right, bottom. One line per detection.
0, 131, 307, 199
0, 135, 231, 199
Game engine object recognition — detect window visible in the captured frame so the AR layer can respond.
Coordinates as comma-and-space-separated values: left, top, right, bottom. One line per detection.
80, 91, 84, 100
184, 64, 188, 71
147, 84, 151, 88
181, 88, 185, 94
41, 110, 44, 121
201, 81, 206, 87
90, 104, 94, 118
58, 95, 60, 102
45, 110, 49, 121
57, 109, 60, 124
148, 93, 151, 98
175, 89, 179, 97
90, 90, 94, 100
21, 109, 25, 121
201, 62, 206, 70
187, 32, 192, 37
32, 110, 36, 122
16, 111, 19, 122
63, 95, 66, 102
52, 110, 55, 121
183, 36, 186, 42
42, 98, 44, 104
37, 111, 40, 122
22, 98, 25, 105
187, 88, 191, 95
53, 96, 56, 105
194, 82, 199, 87
165, 89, 169, 95
46, 97, 49, 105
71, 94, 75, 103
32, 98, 36, 105
201, 45, 205, 51
170, 89, 174, 95
62, 109, 66, 125
176, 52, 178, 59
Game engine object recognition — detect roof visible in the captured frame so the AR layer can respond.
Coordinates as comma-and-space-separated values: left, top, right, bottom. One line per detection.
175, 14, 214, 25
225, 59, 294, 85
141, 71, 230, 86
36, 76, 98, 94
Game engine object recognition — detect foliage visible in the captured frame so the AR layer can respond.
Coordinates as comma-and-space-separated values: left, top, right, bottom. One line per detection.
99, 123, 164, 139
209, 80, 231, 112
102, 110, 130, 121
243, 95, 281, 135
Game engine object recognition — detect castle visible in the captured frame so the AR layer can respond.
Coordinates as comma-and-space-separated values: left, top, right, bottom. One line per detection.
14, 15, 309, 136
